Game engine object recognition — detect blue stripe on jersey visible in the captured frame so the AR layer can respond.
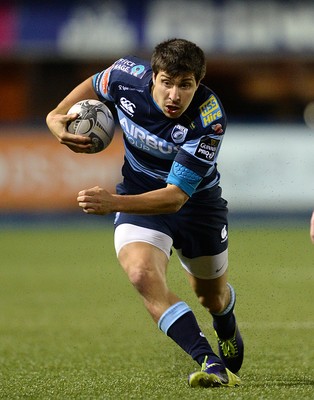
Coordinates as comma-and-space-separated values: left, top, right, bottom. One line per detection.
118, 109, 180, 160
166, 161, 202, 197
124, 145, 169, 181
196, 172, 220, 192
172, 148, 221, 191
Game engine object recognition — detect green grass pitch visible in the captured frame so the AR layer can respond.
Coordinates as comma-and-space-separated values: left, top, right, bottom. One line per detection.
1, 225, 313, 399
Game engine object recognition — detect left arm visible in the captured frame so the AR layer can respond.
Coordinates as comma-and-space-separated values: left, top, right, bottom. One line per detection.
77, 184, 189, 215
310, 211, 314, 244
46, 77, 99, 153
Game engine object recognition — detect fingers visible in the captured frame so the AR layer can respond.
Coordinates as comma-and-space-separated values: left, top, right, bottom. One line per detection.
78, 186, 101, 198
77, 186, 101, 214
66, 112, 79, 121
59, 131, 92, 153
59, 129, 91, 145
76, 186, 113, 215
77, 198, 96, 214
54, 113, 92, 150
47, 111, 93, 153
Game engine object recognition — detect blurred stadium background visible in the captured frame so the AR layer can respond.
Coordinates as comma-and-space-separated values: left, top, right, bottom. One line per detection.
2, 4, 313, 398
1, 0, 313, 227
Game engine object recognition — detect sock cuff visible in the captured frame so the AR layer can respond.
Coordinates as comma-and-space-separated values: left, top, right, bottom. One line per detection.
158, 301, 191, 335
212, 283, 236, 317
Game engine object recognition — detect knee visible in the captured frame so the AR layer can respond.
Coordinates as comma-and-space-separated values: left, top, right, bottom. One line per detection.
117, 243, 168, 297
127, 264, 151, 291
119, 256, 154, 293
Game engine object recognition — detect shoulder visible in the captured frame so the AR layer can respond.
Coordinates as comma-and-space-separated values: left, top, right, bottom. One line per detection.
184, 84, 227, 134
93, 56, 152, 100
195, 84, 225, 120
99, 56, 151, 87
110, 56, 151, 80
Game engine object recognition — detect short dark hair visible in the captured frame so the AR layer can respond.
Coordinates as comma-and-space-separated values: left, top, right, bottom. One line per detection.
151, 38, 206, 83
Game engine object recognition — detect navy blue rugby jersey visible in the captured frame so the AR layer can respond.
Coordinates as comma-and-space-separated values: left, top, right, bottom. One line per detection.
92, 56, 227, 200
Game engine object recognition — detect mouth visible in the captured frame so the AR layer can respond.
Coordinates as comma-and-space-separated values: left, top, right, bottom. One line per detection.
165, 104, 180, 116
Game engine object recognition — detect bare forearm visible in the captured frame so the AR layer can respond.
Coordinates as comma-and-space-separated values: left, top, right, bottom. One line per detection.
77, 184, 189, 215
47, 77, 97, 117
46, 77, 99, 152
112, 187, 188, 214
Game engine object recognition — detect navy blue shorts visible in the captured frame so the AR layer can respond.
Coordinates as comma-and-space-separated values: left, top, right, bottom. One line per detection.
114, 185, 228, 258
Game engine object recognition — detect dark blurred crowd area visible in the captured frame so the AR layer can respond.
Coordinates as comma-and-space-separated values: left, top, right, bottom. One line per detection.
1, 55, 314, 125
1, 0, 314, 126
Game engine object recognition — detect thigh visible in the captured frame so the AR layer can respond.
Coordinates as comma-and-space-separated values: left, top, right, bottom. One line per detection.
176, 248, 228, 280
117, 240, 169, 279
114, 220, 173, 259
114, 224, 180, 314
174, 197, 228, 259
173, 189, 229, 279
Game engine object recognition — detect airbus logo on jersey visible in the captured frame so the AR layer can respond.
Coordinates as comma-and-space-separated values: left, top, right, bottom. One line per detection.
120, 97, 136, 116
119, 116, 180, 158
171, 125, 188, 144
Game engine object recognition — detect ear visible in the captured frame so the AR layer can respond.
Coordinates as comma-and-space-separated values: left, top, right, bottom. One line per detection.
152, 73, 157, 85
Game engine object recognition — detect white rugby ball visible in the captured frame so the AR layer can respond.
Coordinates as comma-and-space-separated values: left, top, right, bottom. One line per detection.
67, 99, 115, 153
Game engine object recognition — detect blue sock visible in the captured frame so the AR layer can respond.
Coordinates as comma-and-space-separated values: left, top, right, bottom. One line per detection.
158, 301, 220, 366
211, 283, 236, 339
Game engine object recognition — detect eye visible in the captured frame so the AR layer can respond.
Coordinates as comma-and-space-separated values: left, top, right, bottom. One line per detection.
162, 80, 172, 87
180, 82, 192, 89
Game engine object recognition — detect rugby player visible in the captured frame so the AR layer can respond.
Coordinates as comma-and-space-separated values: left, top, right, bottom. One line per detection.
46, 38, 244, 388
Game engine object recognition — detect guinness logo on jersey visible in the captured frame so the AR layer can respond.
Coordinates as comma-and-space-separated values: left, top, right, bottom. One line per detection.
171, 125, 188, 144
194, 136, 220, 161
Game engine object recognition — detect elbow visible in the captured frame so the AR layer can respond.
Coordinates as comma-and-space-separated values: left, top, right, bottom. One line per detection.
171, 203, 184, 213
173, 198, 187, 213
168, 187, 189, 213
46, 111, 51, 126
46, 109, 56, 128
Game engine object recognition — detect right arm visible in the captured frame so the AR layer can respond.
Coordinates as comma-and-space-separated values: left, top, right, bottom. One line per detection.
46, 77, 99, 153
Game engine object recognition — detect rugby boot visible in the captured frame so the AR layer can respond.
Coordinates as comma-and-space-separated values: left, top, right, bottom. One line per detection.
214, 324, 244, 373
188, 356, 241, 388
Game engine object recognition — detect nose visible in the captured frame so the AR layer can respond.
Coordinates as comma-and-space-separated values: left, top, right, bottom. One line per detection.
169, 86, 180, 102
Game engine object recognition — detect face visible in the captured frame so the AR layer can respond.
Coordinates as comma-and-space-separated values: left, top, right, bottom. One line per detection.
152, 71, 199, 119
